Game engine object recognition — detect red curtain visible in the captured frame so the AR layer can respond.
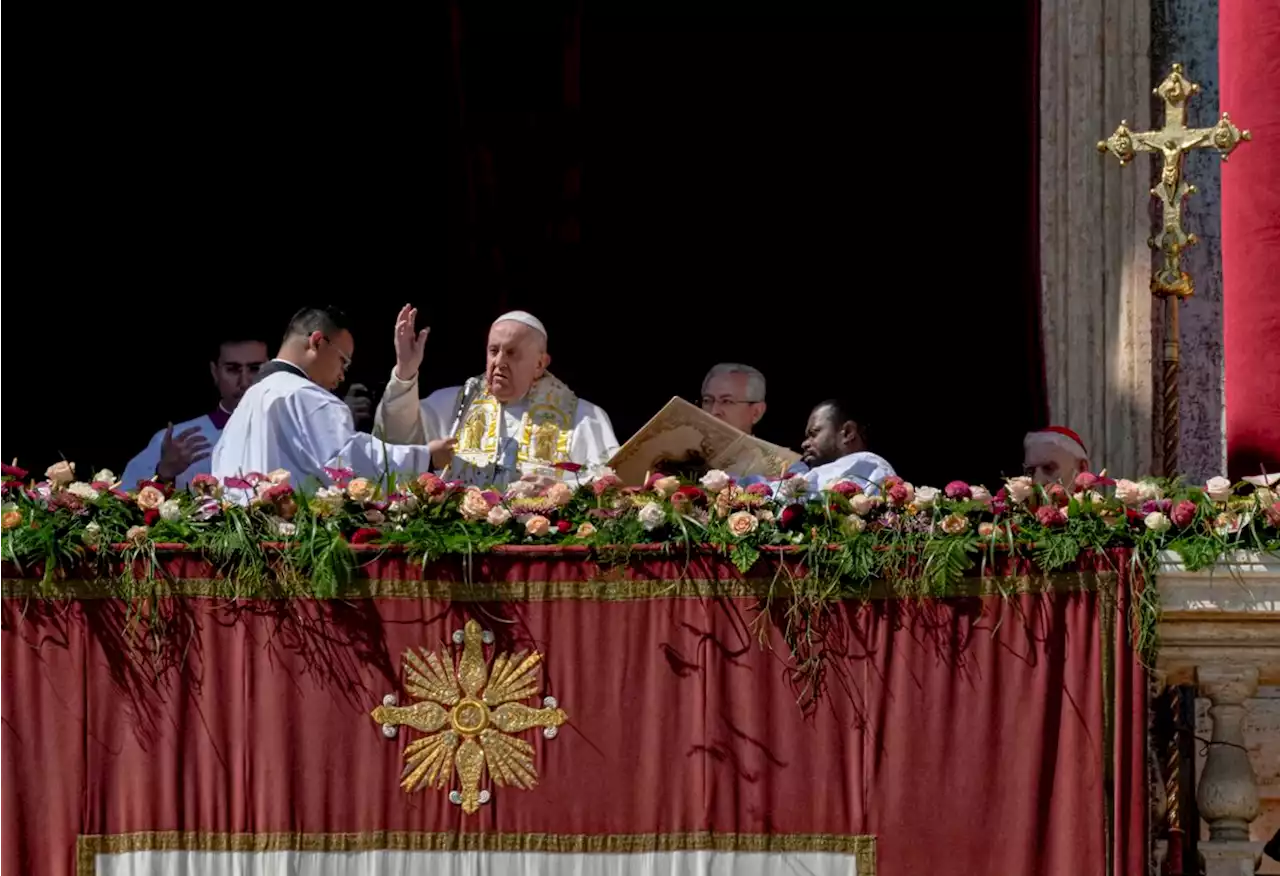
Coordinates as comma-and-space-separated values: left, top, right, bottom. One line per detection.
3, 555, 1144, 875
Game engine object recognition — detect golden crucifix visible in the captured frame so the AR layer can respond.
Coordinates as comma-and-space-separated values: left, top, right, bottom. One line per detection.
1097, 63, 1249, 473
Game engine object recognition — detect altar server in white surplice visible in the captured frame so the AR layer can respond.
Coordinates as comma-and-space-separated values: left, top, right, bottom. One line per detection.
120, 334, 269, 491
375, 308, 619, 489
792, 398, 896, 497
211, 305, 436, 494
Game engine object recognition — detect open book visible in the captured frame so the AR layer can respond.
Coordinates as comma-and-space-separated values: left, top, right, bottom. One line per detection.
608, 397, 802, 485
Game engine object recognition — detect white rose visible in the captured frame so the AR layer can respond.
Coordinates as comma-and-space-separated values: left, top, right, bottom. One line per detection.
1085, 490, 1106, 506
638, 501, 666, 531
269, 518, 297, 537
850, 494, 875, 516
1204, 476, 1233, 503
699, 470, 731, 493
914, 486, 940, 508
970, 485, 992, 504
159, 499, 183, 522
1138, 481, 1163, 501
1114, 479, 1143, 506
1144, 511, 1171, 532
486, 505, 512, 526
67, 482, 100, 501
506, 480, 539, 500
1255, 487, 1276, 507
82, 521, 102, 546
92, 469, 116, 484
843, 514, 866, 534
1005, 476, 1034, 504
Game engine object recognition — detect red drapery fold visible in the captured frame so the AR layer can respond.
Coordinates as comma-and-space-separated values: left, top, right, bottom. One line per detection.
3, 556, 1145, 875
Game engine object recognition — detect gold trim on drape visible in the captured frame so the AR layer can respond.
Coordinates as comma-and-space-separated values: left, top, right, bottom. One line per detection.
78, 830, 876, 875
7, 571, 1116, 601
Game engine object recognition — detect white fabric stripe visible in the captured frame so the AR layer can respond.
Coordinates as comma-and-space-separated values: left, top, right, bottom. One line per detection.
96, 849, 861, 875
1023, 431, 1087, 459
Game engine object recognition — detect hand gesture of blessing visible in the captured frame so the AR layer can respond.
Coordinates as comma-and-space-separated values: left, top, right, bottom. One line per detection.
393, 303, 430, 381
157, 423, 211, 482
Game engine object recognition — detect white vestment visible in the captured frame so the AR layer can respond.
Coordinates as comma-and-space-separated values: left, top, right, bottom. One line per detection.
374, 369, 619, 488
120, 413, 222, 491
803, 451, 896, 495
211, 369, 435, 493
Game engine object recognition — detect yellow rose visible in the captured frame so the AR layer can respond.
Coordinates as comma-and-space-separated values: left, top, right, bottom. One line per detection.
267, 469, 292, 485
459, 488, 491, 521
576, 522, 597, 538
546, 482, 574, 507
524, 515, 551, 537
347, 478, 373, 503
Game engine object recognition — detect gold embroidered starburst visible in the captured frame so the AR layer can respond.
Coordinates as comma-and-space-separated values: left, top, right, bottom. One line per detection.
370, 619, 567, 814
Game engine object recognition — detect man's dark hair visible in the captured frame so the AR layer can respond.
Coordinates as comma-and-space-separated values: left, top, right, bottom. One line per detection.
814, 398, 872, 445
283, 306, 351, 345
209, 334, 270, 364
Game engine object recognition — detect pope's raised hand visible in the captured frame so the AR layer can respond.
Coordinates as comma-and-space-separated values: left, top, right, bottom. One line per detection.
393, 303, 430, 381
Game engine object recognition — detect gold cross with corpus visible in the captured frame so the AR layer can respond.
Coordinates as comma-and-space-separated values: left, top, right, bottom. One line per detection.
1098, 64, 1249, 298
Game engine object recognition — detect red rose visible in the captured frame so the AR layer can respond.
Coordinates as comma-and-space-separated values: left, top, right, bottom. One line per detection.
261, 483, 293, 504
829, 480, 862, 497
780, 504, 804, 530
143, 508, 160, 526
675, 485, 706, 504
887, 483, 909, 506
1035, 505, 1067, 527
1171, 499, 1197, 528
349, 527, 381, 544
556, 519, 572, 533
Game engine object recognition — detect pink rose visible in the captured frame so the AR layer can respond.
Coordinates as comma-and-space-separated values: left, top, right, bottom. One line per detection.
524, 515, 551, 537
1114, 479, 1142, 506
487, 505, 512, 526
944, 481, 971, 500
887, 483, 910, 507
415, 472, 447, 497
1045, 483, 1070, 507
828, 480, 862, 497
1264, 502, 1280, 528
592, 474, 622, 496
745, 482, 773, 498
1035, 505, 1067, 527
546, 482, 574, 507
1204, 476, 1233, 502
1171, 499, 1197, 528
726, 510, 759, 537
970, 485, 993, 504
977, 522, 997, 538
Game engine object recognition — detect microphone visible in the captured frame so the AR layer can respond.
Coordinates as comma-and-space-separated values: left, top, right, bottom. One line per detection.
452, 376, 484, 435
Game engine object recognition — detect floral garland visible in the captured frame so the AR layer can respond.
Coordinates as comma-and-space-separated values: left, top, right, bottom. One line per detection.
3, 459, 1278, 662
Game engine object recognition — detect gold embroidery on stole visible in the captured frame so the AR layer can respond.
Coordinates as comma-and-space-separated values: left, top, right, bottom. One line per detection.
451, 373, 577, 474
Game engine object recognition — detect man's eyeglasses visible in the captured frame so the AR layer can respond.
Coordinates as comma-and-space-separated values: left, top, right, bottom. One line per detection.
324, 336, 352, 371
701, 396, 761, 409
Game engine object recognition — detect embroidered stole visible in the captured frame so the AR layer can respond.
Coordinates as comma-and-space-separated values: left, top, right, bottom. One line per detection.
450, 373, 578, 475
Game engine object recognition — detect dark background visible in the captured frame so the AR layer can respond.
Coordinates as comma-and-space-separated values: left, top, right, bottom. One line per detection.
2, 4, 1044, 489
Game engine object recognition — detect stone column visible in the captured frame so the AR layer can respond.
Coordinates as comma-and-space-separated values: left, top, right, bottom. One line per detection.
1196, 665, 1263, 875
1039, 0, 1154, 478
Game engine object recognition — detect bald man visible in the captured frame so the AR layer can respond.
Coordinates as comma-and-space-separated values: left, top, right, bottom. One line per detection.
374, 310, 619, 488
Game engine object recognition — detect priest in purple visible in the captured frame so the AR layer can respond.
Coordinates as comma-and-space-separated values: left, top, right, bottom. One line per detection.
120, 335, 270, 490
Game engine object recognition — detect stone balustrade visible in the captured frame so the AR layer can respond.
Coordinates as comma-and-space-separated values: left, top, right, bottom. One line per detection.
1157, 551, 1280, 875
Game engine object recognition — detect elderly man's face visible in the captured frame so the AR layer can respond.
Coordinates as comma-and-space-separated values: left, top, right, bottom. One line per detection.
486, 320, 550, 403
701, 372, 765, 434
1024, 445, 1086, 486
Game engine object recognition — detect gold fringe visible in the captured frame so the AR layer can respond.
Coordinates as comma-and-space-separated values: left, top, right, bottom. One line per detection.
78, 831, 875, 875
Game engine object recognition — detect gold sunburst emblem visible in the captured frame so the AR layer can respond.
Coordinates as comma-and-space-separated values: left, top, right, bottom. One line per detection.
370, 619, 567, 814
